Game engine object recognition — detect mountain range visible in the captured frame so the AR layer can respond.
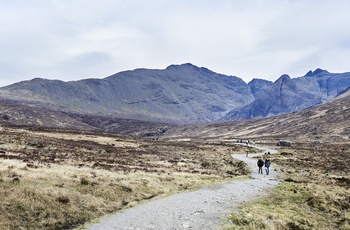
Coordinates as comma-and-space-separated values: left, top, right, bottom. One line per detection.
0, 63, 349, 123
162, 88, 350, 143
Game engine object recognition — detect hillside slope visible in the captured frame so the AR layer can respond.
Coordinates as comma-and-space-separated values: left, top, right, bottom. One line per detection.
0, 100, 174, 138
163, 89, 350, 143
0, 64, 252, 123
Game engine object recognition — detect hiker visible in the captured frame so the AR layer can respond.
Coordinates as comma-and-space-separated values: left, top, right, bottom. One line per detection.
257, 157, 264, 174
265, 158, 271, 175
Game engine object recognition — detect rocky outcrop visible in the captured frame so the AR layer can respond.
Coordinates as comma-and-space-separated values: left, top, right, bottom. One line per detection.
248, 78, 273, 98
223, 69, 350, 120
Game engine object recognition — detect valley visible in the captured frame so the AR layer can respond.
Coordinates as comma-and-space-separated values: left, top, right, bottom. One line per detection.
0, 121, 348, 229
0, 65, 348, 229
0, 100, 348, 229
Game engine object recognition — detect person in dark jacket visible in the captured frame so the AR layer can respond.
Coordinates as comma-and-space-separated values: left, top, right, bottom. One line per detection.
265, 158, 271, 175
257, 158, 264, 174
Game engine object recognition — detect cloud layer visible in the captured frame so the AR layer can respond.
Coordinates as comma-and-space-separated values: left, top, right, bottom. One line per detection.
1, 0, 350, 86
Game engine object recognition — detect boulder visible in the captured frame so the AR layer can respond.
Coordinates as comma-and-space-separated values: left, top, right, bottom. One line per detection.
277, 140, 292, 147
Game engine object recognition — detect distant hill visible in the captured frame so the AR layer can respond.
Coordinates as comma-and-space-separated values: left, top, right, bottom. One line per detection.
0, 64, 349, 123
0, 100, 173, 138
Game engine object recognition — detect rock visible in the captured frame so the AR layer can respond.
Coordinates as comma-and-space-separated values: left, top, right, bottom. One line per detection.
182, 222, 191, 228
277, 140, 292, 147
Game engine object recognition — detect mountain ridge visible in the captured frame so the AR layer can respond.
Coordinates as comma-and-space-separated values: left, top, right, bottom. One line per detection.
0, 63, 253, 122
223, 69, 350, 120
162, 89, 350, 143
0, 63, 349, 123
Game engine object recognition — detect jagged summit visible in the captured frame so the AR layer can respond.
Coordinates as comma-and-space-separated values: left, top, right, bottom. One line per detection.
305, 68, 330, 77
222, 68, 350, 120
276, 74, 292, 82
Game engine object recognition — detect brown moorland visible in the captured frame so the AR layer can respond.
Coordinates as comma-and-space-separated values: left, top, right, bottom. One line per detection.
224, 143, 350, 229
162, 90, 350, 229
0, 90, 348, 229
0, 126, 253, 229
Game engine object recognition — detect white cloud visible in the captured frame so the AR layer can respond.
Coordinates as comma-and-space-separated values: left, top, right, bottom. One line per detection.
0, 0, 350, 86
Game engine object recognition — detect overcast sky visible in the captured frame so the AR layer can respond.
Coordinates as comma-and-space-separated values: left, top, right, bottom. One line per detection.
1, 0, 350, 86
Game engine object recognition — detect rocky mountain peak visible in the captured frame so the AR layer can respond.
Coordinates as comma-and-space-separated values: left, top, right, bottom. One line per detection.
305, 68, 330, 77
279, 74, 291, 80
248, 78, 273, 98
275, 74, 293, 86
166, 63, 195, 69
165, 63, 215, 75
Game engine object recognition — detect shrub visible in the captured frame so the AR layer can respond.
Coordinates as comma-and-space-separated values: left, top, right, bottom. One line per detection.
56, 196, 70, 204
80, 177, 89, 186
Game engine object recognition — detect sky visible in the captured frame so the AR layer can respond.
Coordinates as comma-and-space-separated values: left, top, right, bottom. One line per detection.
1, 0, 350, 87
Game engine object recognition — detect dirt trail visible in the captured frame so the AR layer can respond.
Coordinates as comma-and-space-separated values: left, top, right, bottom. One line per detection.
84, 145, 279, 230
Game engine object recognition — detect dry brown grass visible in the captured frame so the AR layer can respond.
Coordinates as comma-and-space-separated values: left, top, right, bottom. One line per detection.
225, 142, 350, 230
0, 127, 252, 229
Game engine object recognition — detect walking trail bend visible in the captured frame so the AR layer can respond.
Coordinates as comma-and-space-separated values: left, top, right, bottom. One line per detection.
85, 145, 280, 230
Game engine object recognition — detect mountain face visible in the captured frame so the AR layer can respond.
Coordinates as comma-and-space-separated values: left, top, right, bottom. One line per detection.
223, 69, 350, 120
248, 78, 273, 98
0, 63, 253, 123
162, 89, 350, 143
0, 64, 349, 123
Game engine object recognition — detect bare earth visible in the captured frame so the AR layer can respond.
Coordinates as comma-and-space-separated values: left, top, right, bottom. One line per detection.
85, 145, 279, 230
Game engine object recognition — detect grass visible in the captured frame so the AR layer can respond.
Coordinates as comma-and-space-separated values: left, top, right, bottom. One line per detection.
0, 127, 253, 229
224, 143, 350, 230
0, 160, 237, 229
3, 125, 348, 229
226, 183, 349, 229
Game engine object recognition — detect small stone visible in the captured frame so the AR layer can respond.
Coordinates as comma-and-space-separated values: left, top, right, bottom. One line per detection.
183, 222, 191, 228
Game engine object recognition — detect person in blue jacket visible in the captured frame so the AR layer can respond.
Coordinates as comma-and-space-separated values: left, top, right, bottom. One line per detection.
265, 158, 271, 175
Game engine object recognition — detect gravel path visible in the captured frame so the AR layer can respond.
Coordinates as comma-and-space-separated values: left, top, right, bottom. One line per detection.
85, 145, 279, 230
